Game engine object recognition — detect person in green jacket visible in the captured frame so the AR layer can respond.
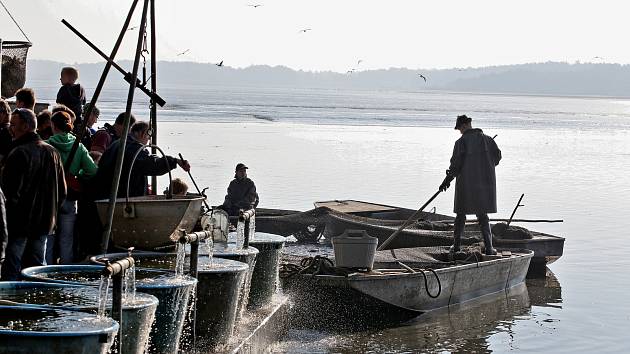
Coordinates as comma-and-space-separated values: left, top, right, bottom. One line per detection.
46, 110, 97, 264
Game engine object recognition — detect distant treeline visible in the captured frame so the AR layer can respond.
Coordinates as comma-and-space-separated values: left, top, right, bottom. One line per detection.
25, 60, 630, 97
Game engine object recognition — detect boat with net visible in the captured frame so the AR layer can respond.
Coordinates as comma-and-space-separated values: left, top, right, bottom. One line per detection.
280, 244, 533, 328
257, 200, 563, 273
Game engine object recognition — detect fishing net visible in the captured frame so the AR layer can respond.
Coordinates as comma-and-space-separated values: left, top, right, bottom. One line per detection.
1, 41, 31, 98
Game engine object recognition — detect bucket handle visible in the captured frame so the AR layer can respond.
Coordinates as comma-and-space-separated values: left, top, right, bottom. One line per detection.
125, 144, 173, 207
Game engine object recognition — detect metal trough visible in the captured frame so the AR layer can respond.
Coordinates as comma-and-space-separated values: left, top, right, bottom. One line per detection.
95, 194, 205, 250
0, 305, 118, 354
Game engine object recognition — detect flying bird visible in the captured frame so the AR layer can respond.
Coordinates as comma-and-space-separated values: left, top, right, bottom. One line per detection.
299, 28, 312, 33
176, 49, 190, 56
418, 74, 427, 82
216, 60, 224, 67
127, 26, 138, 31
248, 4, 263, 8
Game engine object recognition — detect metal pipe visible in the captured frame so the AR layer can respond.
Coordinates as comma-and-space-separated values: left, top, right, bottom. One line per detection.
238, 209, 256, 222
103, 257, 135, 276
60, 0, 140, 171
178, 230, 212, 244
150, 0, 158, 194
112, 273, 124, 354
100, 0, 150, 255
243, 218, 250, 249
60, 19, 165, 107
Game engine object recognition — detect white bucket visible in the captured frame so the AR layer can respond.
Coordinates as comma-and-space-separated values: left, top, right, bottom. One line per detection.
331, 229, 378, 269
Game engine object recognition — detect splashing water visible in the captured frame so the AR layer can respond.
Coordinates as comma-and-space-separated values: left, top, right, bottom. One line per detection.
123, 264, 136, 303
175, 242, 186, 276
97, 274, 111, 318
203, 237, 214, 266
248, 214, 256, 242
236, 221, 245, 249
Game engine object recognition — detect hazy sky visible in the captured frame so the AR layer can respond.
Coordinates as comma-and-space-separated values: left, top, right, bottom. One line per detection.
2, 0, 629, 72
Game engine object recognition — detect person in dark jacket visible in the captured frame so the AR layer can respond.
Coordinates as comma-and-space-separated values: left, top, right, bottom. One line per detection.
439, 115, 501, 255
0, 100, 12, 162
56, 67, 86, 125
1, 108, 66, 280
95, 120, 189, 199
219, 163, 259, 216
36, 110, 53, 140
14, 88, 36, 110
90, 112, 136, 163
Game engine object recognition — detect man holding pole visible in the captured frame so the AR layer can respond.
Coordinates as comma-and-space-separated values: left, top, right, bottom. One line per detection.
439, 115, 501, 255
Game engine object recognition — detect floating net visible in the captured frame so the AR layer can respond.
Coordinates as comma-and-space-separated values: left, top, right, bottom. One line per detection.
1, 41, 31, 98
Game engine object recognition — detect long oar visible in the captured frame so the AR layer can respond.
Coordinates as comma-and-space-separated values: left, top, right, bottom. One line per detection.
377, 190, 442, 251
179, 153, 211, 211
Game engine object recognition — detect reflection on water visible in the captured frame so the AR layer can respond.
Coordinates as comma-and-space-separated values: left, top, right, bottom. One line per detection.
272, 269, 563, 353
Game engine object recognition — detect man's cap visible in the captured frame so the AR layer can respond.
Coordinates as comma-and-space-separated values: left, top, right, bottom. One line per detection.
454, 115, 472, 129
235, 163, 248, 171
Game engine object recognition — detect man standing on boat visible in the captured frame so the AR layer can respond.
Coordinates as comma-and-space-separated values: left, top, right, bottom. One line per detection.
219, 163, 259, 216
439, 115, 501, 255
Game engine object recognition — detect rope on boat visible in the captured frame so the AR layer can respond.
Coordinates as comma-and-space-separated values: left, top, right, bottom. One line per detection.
418, 268, 441, 298
279, 256, 353, 278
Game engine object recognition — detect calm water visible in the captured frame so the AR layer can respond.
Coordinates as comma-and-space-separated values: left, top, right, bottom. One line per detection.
32, 85, 630, 352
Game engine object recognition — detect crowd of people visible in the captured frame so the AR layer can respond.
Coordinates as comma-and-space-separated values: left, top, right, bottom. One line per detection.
0, 66, 191, 280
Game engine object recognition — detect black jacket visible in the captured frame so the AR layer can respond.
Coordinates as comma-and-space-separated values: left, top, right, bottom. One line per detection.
95, 135, 179, 199
447, 128, 501, 214
56, 84, 86, 124
222, 177, 259, 212
0, 124, 12, 162
1, 132, 66, 238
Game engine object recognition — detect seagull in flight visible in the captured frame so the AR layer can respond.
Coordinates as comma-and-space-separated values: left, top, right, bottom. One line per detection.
127, 26, 138, 31
418, 74, 427, 82
216, 60, 224, 67
248, 4, 263, 8
176, 49, 190, 56
299, 28, 312, 33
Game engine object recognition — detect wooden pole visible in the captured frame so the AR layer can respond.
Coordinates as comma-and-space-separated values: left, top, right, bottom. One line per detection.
100, 0, 150, 254
60, 0, 140, 171
507, 193, 525, 227
150, 0, 158, 194
377, 190, 441, 251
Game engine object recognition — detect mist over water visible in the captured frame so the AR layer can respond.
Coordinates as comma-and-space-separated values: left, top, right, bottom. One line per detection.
33, 85, 630, 352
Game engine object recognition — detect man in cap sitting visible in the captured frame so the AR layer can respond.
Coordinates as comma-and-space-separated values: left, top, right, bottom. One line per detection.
439, 115, 502, 255
219, 163, 259, 216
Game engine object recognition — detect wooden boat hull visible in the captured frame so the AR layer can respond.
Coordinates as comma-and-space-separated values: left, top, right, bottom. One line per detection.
282, 250, 533, 325
318, 200, 564, 270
